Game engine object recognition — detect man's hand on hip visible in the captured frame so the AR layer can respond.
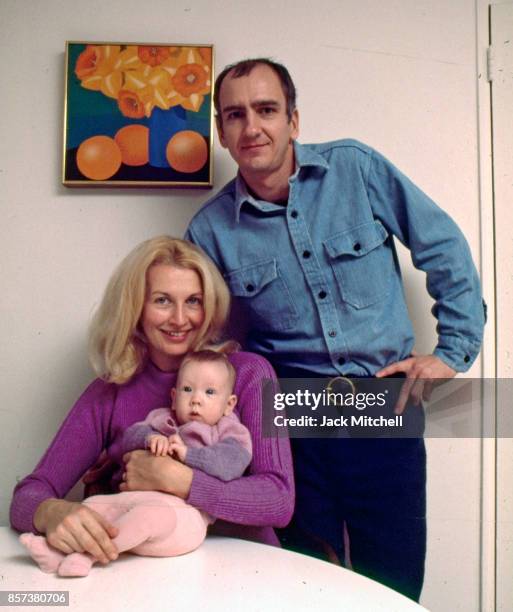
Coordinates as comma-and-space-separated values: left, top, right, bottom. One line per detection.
375, 355, 457, 415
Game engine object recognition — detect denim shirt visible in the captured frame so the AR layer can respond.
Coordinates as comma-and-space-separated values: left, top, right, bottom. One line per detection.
185, 139, 485, 376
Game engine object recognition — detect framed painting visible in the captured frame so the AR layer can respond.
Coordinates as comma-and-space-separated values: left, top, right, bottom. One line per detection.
62, 41, 214, 187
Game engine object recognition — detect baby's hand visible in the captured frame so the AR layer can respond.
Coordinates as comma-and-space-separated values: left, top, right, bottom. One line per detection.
148, 434, 170, 457
168, 433, 187, 462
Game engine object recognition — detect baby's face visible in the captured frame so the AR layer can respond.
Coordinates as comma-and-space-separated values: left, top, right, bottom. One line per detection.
172, 360, 236, 426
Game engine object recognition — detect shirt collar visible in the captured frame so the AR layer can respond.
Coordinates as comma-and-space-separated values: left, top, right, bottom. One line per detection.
292, 140, 330, 171
233, 141, 329, 222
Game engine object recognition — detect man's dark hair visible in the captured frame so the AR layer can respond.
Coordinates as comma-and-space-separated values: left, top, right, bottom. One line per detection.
213, 58, 297, 125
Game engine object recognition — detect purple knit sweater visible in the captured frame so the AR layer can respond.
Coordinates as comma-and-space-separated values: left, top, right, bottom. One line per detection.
10, 352, 294, 546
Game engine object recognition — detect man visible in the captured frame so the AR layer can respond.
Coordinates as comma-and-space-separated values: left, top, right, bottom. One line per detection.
185, 58, 485, 601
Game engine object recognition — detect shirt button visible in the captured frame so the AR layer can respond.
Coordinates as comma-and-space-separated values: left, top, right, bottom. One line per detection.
464, 355, 470, 363
302, 250, 311, 259
246, 284, 255, 292
338, 357, 346, 365
318, 290, 327, 299
291, 210, 298, 219
353, 242, 361, 252
329, 330, 337, 338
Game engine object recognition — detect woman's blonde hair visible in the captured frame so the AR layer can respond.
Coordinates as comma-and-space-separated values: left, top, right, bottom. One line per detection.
88, 236, 232, 384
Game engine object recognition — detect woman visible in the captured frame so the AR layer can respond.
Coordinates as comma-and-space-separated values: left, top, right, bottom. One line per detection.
10, 236, 294, 566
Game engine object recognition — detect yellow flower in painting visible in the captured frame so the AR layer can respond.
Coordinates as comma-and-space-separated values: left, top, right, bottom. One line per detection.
75, 45, 102, 79
122, 65, 172, 117
161, 46, 197, 69
162, 47, 212, 112
138, 46, 174, 67
117, 89, 145, 118
198, 47, 212, 67
75, 44, 212, 115
75, 45, 140, 100
172, 64, 208, 97
167, 64, 211, 111
117, 46, 142, 71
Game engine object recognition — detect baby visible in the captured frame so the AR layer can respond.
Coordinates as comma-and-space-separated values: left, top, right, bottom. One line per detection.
20, 350, 252, 576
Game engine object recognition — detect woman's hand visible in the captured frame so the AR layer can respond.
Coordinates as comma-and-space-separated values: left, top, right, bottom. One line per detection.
33, 498, 119, 564
120, 450, 193, 499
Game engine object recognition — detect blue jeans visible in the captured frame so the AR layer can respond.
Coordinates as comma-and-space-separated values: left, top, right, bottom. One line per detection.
274, 365, 427, 602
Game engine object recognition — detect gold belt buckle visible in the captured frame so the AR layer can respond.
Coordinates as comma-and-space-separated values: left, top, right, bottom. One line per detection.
326, 376, 356, 407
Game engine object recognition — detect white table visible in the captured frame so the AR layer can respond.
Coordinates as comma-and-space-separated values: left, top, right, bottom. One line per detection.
1, 527, 428, 611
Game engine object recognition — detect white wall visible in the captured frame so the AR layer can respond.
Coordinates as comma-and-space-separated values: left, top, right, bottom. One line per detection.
1, 1, 490, 609
490, 4, 513, 610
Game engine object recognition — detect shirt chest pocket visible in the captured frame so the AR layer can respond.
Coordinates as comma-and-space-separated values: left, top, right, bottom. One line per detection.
225, 259, 298, 332
324, 220, 393, 309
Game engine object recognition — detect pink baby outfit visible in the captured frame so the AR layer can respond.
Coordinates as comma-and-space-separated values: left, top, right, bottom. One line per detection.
19, 491, 209, 576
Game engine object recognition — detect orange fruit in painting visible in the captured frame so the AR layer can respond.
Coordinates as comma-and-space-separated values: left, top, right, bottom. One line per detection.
76, 136, 122, 180
114, 125, 149, 166
166, 131, 208, 173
